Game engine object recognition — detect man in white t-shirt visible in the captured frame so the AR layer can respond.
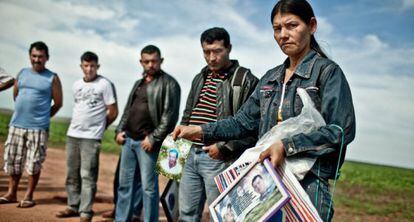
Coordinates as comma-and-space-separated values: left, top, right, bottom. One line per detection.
56, 51, 118, 222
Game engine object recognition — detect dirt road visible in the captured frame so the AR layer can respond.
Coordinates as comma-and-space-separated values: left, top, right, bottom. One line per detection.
0, 146, 208, 222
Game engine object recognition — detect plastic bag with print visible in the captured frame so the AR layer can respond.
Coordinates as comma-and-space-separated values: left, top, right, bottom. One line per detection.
218, 87, 326, 186
258, 87, 326, 180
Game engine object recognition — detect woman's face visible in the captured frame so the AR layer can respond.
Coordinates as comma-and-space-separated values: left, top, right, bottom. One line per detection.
272, 12, 316, 58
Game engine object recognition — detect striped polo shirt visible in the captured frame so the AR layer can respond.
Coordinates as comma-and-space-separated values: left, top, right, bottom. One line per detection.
189, 72, 227, 145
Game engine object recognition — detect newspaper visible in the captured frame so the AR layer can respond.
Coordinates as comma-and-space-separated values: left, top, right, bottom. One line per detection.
215, 160, 322, 221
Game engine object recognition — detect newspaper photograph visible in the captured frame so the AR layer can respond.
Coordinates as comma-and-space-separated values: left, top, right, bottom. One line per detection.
209, 159, 290, 222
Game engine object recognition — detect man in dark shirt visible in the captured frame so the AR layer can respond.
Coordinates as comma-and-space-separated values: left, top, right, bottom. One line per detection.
113, 45, 180, 222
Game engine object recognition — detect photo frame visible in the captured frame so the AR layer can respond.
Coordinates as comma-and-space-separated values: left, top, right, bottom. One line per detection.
161, 179, 180, 222
156, 135, 192, 181
209, 159, 290, 222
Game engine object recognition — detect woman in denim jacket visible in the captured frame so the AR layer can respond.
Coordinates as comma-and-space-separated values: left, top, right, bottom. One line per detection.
173, 0, 356, 221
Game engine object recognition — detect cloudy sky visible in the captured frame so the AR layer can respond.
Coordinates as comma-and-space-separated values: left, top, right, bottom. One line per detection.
0, 0, 413, 169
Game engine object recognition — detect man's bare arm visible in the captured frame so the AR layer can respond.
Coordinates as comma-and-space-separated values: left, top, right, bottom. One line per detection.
0, 78, 14, 92
50, 75, 63, 117
105, 103, 118, 129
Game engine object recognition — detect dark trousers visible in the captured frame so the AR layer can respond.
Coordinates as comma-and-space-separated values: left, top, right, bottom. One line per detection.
113, 155, 120, 204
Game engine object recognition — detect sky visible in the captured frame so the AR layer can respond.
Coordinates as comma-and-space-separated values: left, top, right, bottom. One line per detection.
0, 0, 413, 169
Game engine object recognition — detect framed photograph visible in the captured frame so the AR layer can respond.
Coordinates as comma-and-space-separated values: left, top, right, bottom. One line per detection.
161, 179, 180, 222
156, 135, 192, 181
209, 159, 290, 222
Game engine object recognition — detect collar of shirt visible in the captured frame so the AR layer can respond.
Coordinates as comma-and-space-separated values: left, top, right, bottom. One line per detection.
201, 59, 240, 79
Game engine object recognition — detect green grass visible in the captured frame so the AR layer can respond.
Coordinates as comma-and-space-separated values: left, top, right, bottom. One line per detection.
0, 111, 120, 154
334, 161, 414, 221
1, 111, 413, 221
0, 111, 11, 138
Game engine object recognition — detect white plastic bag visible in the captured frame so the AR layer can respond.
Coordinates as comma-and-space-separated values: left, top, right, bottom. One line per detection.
225, 88, 326, 180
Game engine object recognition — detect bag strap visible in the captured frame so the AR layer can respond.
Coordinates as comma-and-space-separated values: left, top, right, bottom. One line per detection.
231, 66, 248, 115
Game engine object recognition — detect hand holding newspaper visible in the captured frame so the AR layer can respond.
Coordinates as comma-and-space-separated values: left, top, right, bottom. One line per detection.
213, 88, 326, 221
217, 88, 326, 186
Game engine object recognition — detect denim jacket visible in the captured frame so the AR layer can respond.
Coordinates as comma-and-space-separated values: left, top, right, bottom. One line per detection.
202, 50, 356, 179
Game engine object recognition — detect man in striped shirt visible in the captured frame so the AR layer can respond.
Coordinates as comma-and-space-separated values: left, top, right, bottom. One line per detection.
178, 27, 259, 221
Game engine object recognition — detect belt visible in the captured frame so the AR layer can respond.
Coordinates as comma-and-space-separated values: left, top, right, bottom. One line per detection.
192, 144, 206, 153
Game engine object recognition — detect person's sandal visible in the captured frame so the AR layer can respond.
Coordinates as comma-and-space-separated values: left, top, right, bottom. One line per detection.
56, 208, 79, 218
16, 199, 36, 208
80, 216, 92, 222
0, 196, 17, 204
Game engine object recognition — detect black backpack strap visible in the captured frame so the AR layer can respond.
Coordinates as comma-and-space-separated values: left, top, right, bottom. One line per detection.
231, 66, 248, 114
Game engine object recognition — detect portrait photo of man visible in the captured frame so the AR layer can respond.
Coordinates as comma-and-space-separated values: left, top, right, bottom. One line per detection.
160, 149, 182, 175
251, 174, 274, 201
168, 149, 179, 169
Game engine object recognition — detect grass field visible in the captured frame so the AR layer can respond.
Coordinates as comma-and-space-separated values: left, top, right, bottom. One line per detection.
336, 161, 414, 221
0, 111, 413, 221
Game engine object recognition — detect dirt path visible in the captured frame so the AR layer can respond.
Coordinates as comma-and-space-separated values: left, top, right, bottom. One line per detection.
0, 146, 208, 222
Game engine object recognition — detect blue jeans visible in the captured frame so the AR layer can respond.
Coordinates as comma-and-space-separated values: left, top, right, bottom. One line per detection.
115, 136, 159, 222
179, 147, 230, 222
266, 173, 333, 222
65, 136, 101, 218
301, 173, 334, 222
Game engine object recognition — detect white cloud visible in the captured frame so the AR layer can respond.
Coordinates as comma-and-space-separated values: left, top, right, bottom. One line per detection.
322, 30, 414, 168
54, 1, 116, 20
0, 0, 140, 117
325, 33, 414, 78
362, 34, 388, 51
347, 74, 414, 169
306, 14, 414, 168
208, 3, 270, 44
316, 17, 334, 38
117, 18, 140, 30
402, 0, 414, 10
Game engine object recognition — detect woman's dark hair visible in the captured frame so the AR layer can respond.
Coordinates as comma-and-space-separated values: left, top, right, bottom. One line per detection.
270, 0, 327, 58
